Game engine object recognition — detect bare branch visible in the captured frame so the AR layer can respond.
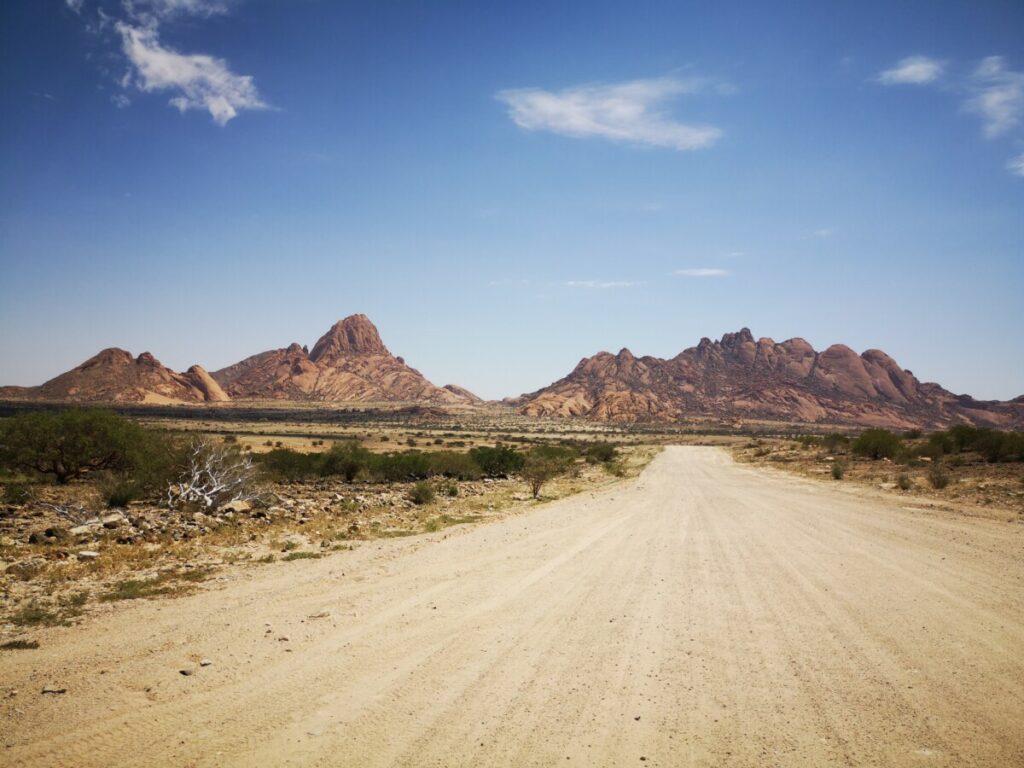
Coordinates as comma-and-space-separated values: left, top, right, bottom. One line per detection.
166, 440, 259, 512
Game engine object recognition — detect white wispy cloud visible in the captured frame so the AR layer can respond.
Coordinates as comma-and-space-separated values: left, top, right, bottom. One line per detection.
126, 0, 230, 20
68, 0, 266, 126
496, 77, 723, 151
672, 268, 730, 278
966, 56, 1024, 139
813, 227, 834, 238
117, 23, 267, 125
1008, 152, 1024, 177
565, 280, 643, 289
877, 56, 944, 85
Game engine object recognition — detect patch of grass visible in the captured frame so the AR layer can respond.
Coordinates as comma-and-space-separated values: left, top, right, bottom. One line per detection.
424, 514, 479, 533
409, 481, 436, 505
3, 482, 36, 505
101, 578, 176, 602
1, 639, 40, 650
603, 461, 627, 477
379, 529, 417, 538
6, 561, 45, 582
10, 603, 63, 627
282, 551, 322, 561
100, 567, 212, 602
256, 553, 276, 563
831, 461, 846, 480
896, 473, 913, 491
928, 463, 951, 490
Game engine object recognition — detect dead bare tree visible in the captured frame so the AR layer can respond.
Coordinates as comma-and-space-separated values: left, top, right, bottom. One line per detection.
38, 501, 94, 526
166, 440, 260, 512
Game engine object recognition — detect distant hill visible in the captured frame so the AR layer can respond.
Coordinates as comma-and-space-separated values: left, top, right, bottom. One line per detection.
2, 315, 478, 406
4, 321, 1019, 429
513, 328, 1024, 430
0, 348, 228, 404
210, 314, 477, 404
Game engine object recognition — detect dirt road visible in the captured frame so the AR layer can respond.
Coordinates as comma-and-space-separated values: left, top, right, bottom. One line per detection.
3, 447, 1023, 767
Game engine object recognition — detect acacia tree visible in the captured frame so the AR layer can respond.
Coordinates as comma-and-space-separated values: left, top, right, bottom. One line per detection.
521, 447, 576, 499
0, 409, 162, 484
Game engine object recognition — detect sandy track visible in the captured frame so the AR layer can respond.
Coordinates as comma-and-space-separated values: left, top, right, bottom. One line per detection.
3, 447, 1023, 767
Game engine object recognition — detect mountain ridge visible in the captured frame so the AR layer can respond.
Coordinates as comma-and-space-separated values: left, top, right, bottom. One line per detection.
2, 315, 479, 407
514, 327, 1024, 429
2, 321, 1020, 429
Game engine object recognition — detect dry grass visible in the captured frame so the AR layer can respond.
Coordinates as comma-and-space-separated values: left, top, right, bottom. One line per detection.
0, 415, 662, 636
733, 439, 1024, 519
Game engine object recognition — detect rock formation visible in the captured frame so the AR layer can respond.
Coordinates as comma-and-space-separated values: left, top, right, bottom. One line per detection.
515, 328, 1024, 429
211, 315, 472, 404
3, 348, 228, 404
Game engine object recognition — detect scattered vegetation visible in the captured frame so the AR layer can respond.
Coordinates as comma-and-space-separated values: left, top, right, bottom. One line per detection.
851, 429, 903, 460
409, 481, 436, 505
10, 602, 63, 627
521, 446, 577, 498
2, 481, 36, 505
928, 463, 951, 490
100, 568, 212, 602
282, 551, 322, 561
0, 639, 40, 650
0, 409, 177, 485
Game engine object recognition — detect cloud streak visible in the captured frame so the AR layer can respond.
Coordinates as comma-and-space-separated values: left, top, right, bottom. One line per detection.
877, 56, 944, 85
69, 0, 267, 126
966, 56, 1024, 139
126, 0, 230, 20
496, 77, 723, 151
117, 22, 267, 125
672, 268, 730, 278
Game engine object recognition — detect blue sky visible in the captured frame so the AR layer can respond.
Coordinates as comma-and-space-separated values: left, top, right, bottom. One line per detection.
1, 0, 1022, 400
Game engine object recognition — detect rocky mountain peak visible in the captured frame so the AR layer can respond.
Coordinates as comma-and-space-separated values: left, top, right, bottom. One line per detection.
309, 314, 388, 362
518, 327, 1024, 429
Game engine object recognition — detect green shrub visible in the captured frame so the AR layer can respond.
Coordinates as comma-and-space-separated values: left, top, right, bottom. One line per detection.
896, 473, 913, 491
947, 424, 980, 453
101, 476, 143, 508
468, 445, 525, 477
521, 446, 575, 498
258, 448, 321, 481
319, 441, 372, 481
927, 463, 950, 489
375, 452, 431, 482
921, 433, 951, 459
409, 481, 435, 505
974, 430, 1024, 462
2, 482, 36, 505
584, 442, 619, 464
604, 461, 627, 477
851, 429, 902, 460
822, 433, 850, 453
831, 461, 845, 480
0, 409, 175, 487
427, 451, 482, 480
